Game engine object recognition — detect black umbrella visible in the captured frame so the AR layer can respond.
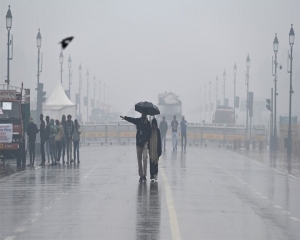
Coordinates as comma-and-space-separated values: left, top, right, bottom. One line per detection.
135, 101, 160, 116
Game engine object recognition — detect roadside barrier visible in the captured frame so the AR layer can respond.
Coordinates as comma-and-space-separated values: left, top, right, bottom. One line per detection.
81, 122, 267, 148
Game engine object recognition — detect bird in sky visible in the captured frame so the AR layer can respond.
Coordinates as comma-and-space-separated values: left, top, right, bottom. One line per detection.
59, 36, 74, 50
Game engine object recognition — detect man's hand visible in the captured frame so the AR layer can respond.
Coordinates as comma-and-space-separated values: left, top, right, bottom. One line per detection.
120, 116, 126, 120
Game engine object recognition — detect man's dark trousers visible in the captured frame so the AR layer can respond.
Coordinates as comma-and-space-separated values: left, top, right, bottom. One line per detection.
181, 132, 187, 150
40, 140, 46, 163
29, 142, 35, 164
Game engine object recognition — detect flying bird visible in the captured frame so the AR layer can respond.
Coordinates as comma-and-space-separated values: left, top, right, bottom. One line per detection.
59, 36, 74, 50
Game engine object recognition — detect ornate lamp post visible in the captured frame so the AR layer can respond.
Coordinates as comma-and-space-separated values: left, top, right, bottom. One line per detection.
215, 75, 219, 109
245, 54, 250, 133
272, 34, 279, 151
6, 6, 13, 85
233, 63, 237, 119
287, 25, 295, 155
68, 55, 72, 99
78, 64, 82, 120
59, 50, 63, 84
86, 69, 89, 121
223, 70, 226, 105
36, 29, 42, 123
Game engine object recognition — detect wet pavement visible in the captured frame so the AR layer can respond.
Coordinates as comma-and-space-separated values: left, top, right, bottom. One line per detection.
0, 144, 299, 240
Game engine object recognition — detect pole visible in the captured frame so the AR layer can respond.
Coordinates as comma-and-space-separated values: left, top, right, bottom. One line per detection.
234, 73, 236, 119
87, 73, 89, 122
270, 88, 273, 151
274, 52, 277, 151
204, 84, 206, 122
99, 80, 101, 108
36, 47, 40, 123
246, 68, 249, 134
7, 29, 11, 85
288, 46, 293, 155
69, 68, 71, 99
79, 73, 81, 120
60, 64, 63, 84
216, 77, 218, 109
209, 81, 211, 122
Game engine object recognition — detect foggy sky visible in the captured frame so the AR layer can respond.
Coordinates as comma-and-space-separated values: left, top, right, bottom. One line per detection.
0, 0, 299, 122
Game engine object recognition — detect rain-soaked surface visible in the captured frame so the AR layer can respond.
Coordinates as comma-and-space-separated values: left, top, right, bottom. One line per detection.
0, 144, 299, 240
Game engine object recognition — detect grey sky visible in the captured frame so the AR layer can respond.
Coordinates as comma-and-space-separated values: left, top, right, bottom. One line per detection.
0, 0, 299, 121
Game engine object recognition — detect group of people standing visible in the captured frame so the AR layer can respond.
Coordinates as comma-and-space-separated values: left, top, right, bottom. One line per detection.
159, 115, 187, 153
120, 113, 187, 183
26, 114, 81, 166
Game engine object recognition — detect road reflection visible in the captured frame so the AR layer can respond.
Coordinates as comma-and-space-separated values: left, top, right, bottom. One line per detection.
136, 183, 161, 240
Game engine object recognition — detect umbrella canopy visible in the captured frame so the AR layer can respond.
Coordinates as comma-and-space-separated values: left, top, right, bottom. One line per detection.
135, 101, 160, 116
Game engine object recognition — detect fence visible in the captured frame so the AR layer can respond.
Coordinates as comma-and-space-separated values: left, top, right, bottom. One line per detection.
81, 122, 266, 149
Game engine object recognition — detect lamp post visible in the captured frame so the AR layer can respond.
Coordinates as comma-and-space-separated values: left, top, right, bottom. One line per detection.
199, 87, 202, 122
245, 54, 250, 134
209, 80, 211, 122
6, 5, 13, 85
98, 79, 101, 108
204, 83, 207, 122
68, 55, 72, 99
93, 76, 96, 109
272, 34, 279, 151
59, 50, 63, 84
223, 70, 226, 105
216, 75, 219, 109
86, 69, 89, 122
36, 29, 42, 123
233, 63, 237, 118
78, 64, 82, 121
287, 25, 295, 156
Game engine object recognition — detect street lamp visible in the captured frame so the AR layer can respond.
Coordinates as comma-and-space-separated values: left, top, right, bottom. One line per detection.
216, 75, 219, 109
272, 34, 279, 151
59, 50, 64, 84
209, 80, 212, 122
287, 24, 295, 156
204, 83, 207, 122
93, 76, 96, 108
68, 55, 72, 99
6, 5, 13, 85
223, 70, 226, 105
233, 63, 237, 119
98, 79, 101, 108
36, 29, 43, 123
86, 69, 89, 121
245, 54, 250, 134
78, 64, 82, 121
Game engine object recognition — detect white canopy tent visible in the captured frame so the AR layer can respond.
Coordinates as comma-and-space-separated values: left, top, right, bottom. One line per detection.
43, 83, 76, 120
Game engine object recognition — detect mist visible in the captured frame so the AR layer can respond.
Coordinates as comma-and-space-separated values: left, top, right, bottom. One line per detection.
0, 0, 299, 123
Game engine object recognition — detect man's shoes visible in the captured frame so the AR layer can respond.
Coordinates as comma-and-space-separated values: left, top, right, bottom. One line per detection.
151, 179, 155, 182
39, 163, 45, 166
143, 176, 147, 182
27, 164, 31, 167
70, 159, 73, 163
154, 175, 158, 181
77, 160, 80, 164
139, 177, 143, 182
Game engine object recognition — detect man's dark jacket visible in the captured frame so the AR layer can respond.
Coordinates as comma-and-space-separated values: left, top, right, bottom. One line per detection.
40, 120, 46, 141
27, 122, 39, 143
125, 117, 151, 147
159, 120, 168, 135
148, 128, 162, 158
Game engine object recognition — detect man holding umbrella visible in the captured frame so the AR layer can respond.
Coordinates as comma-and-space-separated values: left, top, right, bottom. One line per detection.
120, 101, 159, 182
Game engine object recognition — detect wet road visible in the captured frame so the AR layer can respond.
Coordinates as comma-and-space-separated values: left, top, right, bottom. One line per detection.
0, 144, 299, 240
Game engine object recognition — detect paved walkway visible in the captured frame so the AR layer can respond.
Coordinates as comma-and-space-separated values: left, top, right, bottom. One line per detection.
0, 144, 299, 240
